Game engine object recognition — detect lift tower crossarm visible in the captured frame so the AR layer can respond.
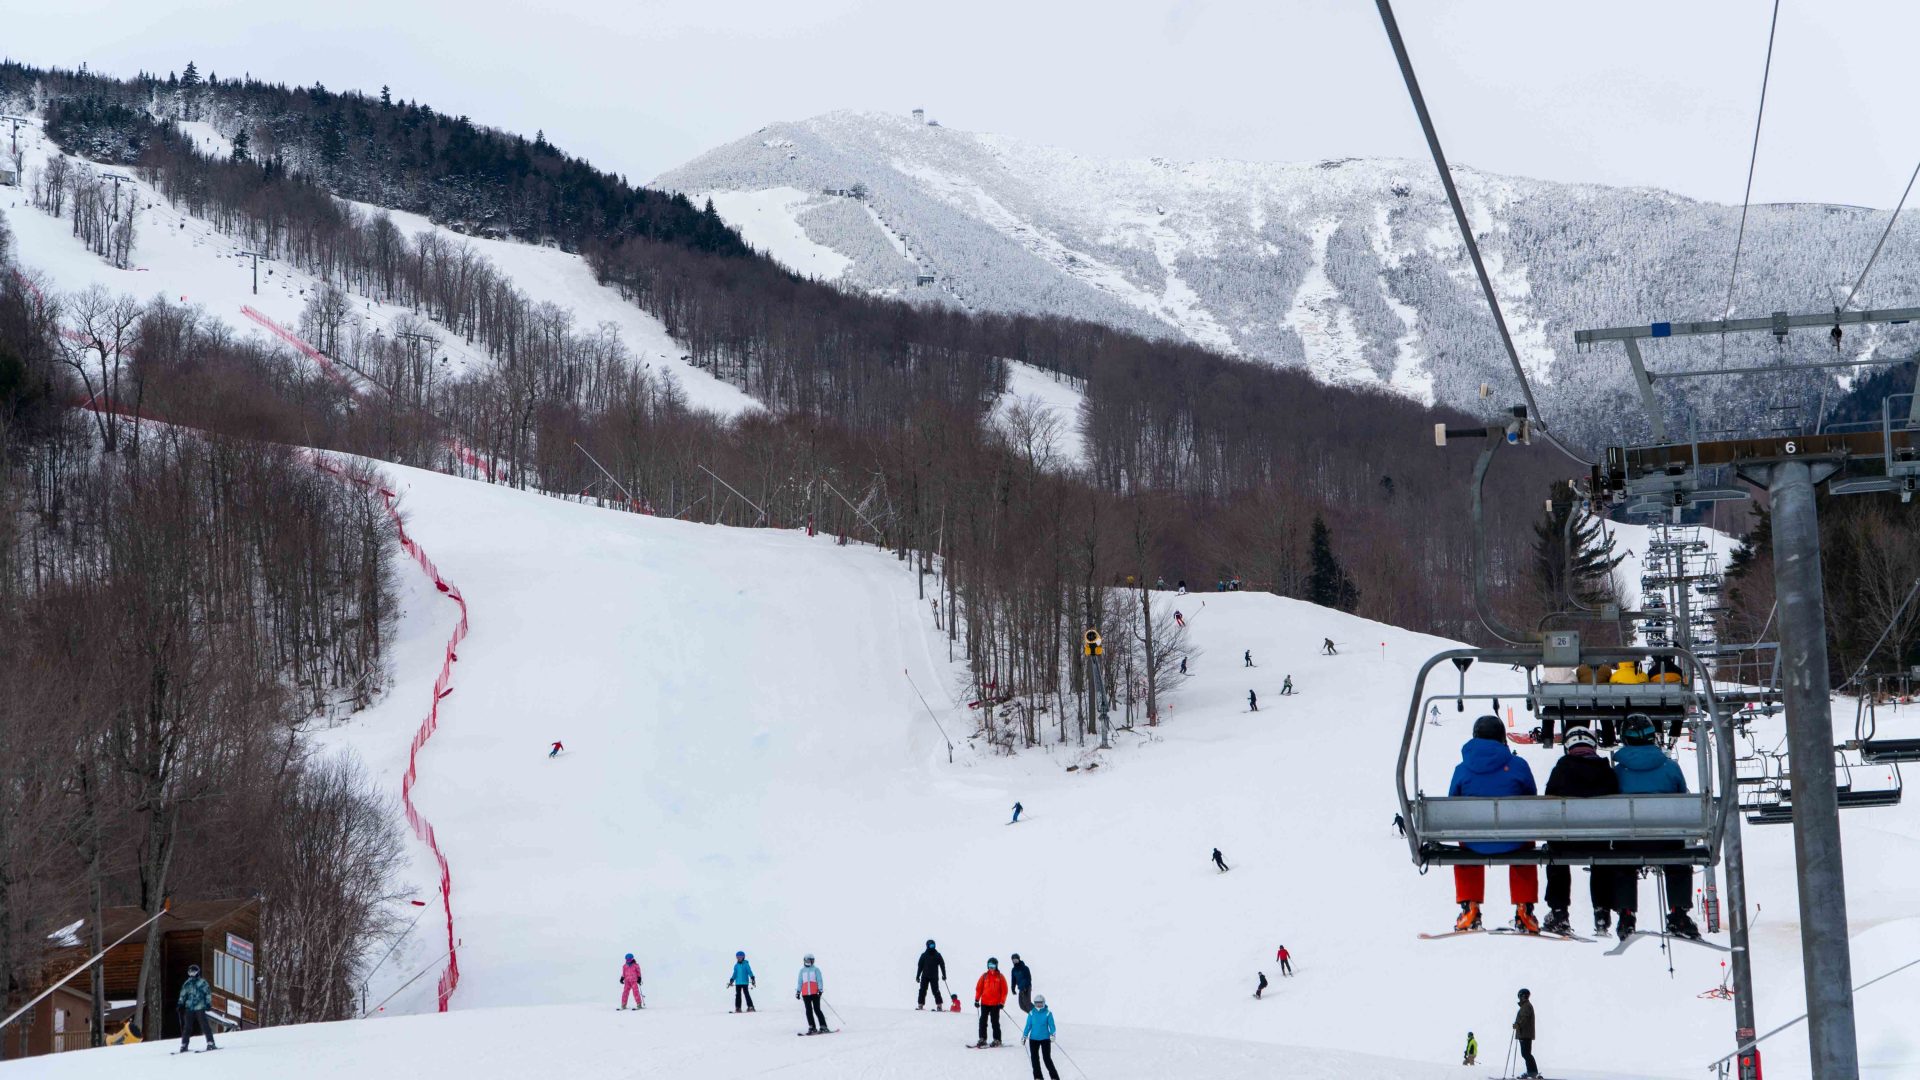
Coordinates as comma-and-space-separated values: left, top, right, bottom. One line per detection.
1574, 305, 1920, 345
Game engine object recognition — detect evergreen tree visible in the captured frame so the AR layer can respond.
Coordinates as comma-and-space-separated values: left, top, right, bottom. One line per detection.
230, 128, 251, 164
380, 84, 392, 108
1307, 515, 1359, 612
1534, 480, 1624, 610
179, 61, 201, 89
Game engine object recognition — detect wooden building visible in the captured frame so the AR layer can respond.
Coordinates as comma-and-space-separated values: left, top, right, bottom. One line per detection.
6, 898, 261, 1057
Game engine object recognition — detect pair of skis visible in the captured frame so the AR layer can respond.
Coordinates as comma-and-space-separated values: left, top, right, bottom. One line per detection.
1419, 927, 1594, 943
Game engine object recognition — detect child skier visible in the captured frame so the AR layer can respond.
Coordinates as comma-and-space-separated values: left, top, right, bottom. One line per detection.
950, 992, 962, 1013
797, 954, 828, 1034
1254, 971, 1269, 999
620, 953, 644, 1009
728, 950, 756, 1012
549, 740, 564, 758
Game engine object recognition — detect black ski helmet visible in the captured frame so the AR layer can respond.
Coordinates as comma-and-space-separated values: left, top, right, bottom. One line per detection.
1623, 713, 1659, 745
1518, 988, 1531, 999
987, 957, 999, 969
1472, 715, 1506, 741
1010, 953, 1020, 962
927, 939, 935, 948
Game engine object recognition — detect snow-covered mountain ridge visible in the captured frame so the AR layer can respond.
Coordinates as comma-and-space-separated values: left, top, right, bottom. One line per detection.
660, 111, 1920, 444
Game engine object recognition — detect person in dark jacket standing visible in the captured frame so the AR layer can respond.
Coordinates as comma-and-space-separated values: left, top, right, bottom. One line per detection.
1513, 988, 1539, 1078
916, 940, 947, 1009
1009, 953, 1033, 1011
1248, 689, 1258, 712
1447, 716, 1540, 932
177, 964, 218, 1052
1541, 726, 1625, 936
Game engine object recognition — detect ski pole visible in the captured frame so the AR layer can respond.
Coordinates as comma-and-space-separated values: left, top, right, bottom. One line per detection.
825, 996, 846, 1029
1504, 1030, 1516, 1079
1054, 1038, 1094, 1080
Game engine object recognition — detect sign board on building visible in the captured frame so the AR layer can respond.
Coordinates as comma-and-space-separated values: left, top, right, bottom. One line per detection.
225, 933, 254, 964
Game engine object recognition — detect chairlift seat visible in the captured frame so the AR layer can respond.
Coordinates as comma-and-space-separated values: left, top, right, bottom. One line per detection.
1837, 788, 1903, 809
1860, 738, 1920, 763
1411, 793, 1716, 865
1533, 683, 1689, 715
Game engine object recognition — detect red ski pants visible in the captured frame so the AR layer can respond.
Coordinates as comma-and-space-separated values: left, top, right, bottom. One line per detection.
1453, 862, 1538, 905
622, 984, 644, 1008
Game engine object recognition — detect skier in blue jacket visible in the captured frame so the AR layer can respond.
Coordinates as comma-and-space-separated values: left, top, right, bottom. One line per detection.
1023, 994, 1060, 1080
728, 951, 757, 1012
1447, 716, 1540, 932
1612, 713, 1700, 939
796, 955, 828, 1034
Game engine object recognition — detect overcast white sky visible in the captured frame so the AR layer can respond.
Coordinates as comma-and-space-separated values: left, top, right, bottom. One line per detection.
8, 1, 1918, 206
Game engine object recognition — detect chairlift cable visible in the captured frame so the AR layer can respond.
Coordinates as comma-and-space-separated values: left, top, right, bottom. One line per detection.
1839, 157, 1920, 314
1719, 0, 1782, 358
1373, 0, 1591, 468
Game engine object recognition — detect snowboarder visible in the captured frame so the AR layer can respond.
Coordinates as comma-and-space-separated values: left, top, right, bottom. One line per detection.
1254, 971, 1269, 999
1174, 610, 1186, 627
177, 964, 217, 1053
1391, 812, 1405, 837
1513, 989, 1539, 1078
1248, 689, 1258, 712
797, 954, 828, 1034
916, 939, 947, 1009
1010, 802, 1023, 824
1211, 847, 1230, 872
1280, 675, 1293, 696
1243, 649, 1253, 668
1023, 994, 1061, 1079
1322, 638, 1337, 655
1447, 716, 1540, 933
1462, 1030, 1478, 1066
620, 953, 644, 1010
1613, 713, 1701, 939
549, 740, 564, 758
973, 957, 1009, 1047
1010, 953, 1033, 1012
1275, 945, 1292, 976
1541, 726, 1626, 937
728, 950, 757, 1012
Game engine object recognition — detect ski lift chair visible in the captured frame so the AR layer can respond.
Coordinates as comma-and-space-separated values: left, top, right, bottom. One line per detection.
1532, 676, 1689, 749
1399, 646, 1730, 869
1857, 677, 1920, 762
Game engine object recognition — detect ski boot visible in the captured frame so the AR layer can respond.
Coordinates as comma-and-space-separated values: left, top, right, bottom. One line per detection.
1454, 900, 1482, 932
1617, 911, 1637, 940
1666, 910, 1702, 939
1594, 908, 1612, 935
990, 1040, 1003, 1048
1512, 904, 1541, 934
1540, 907, 1572, 936
972, 1041, 988, 1049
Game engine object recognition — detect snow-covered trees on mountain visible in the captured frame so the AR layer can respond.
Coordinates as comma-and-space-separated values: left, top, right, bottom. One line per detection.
661, 111, 1920, 447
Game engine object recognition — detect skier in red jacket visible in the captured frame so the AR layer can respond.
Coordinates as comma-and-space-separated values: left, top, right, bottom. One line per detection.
973, 958, 1009, 1047
549, 740, 564, 758
1275, 945, 1292, 977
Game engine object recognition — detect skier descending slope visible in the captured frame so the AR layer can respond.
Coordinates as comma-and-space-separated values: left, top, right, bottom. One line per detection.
619, 954, 644, 1010
916, 940, 947, 1009
1447, 717, 1539, 933
1024, 995, 1062, 1080
796, 954, 829, 1034
177, 964, 218, 1053
1212, 847, 1230, 872
728, 951, 756, 1012
972, 957, 1009, 1047
549, 740, 564, 758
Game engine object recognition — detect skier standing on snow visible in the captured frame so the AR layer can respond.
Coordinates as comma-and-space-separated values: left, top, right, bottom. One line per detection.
1254, 971, 1268, 999
177, 964, 217, 1053
549, 740, 564, 758
1011, 802, 1023, 824
1392, 812, 1405, 837
1023, 994, 1061, 1080
1281, 675, 1293, 696
1179, 656, 1188, 675
728, 950, 757, 1012
1009, 953, 1033, 1012
1211, 847, 1230, 872
620, 953, 644, 1010
1244, 649, 1253, 668
1462, 1031, 1478, 1066
797, 954, 828, 1034
916, 940, 947, 1009
1447, 716, 1540, 933
1513, 989, 1539, 1078
1275, 945, 1292, 976
973, 957, 1009, 1047
1248, 689, 1258, 712
1541, 726, 1624, 936
1613, 714, 1701, 939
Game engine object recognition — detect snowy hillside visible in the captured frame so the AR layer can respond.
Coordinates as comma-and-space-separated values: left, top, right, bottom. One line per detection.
659, 111, 1920, 445
3, 462, 1906, 1076
1, 116, 757, 417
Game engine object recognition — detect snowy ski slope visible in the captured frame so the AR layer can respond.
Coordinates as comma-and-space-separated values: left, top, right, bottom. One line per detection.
13, 463, 1917, 1077
0, 116, 757, 417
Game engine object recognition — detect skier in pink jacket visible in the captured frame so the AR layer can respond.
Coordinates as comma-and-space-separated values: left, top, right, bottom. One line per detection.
620, 954, 644, 1010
